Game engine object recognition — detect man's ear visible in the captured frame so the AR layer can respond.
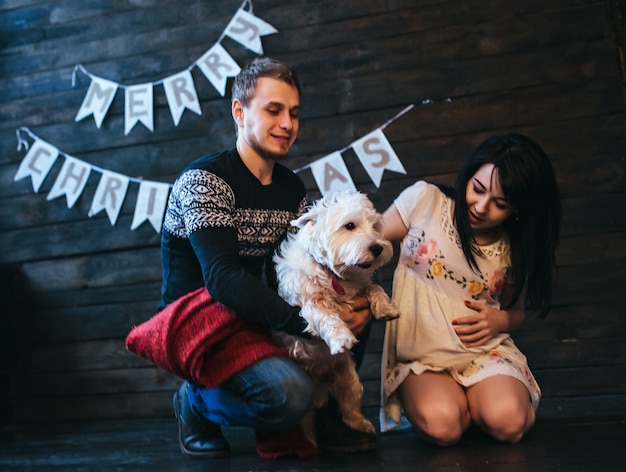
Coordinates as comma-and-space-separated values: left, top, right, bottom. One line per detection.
232, 99, 244, 127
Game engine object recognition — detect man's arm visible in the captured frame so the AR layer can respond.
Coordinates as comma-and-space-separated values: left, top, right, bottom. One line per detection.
189, 227, 307, 335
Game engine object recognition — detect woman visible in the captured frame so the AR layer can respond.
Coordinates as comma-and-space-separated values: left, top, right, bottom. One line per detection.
380, 133, 561, 445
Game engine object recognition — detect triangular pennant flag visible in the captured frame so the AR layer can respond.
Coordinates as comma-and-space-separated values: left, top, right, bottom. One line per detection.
196, 44, 242, 97
14, 139, 59, 192
131, 181, 170, 232
88, 170, 130, 225
46, 156, 91, 208
224, 8, 277, 54
310, 152, 357, 196
75, 77, 119, 128
125, 83, 154, 134
163, 70, 202, 126
352, 129, 407, 187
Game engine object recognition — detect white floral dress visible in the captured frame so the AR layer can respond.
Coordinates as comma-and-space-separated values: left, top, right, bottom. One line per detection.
380, 181, 540, 432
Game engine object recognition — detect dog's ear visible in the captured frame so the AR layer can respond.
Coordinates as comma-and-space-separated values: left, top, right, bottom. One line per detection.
291, 209, 317, 229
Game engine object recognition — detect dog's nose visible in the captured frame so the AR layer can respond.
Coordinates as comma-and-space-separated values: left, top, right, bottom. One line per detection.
370, 244, 383, 258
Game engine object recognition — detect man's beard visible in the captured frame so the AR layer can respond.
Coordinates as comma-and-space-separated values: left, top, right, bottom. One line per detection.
248, 136, 290, 161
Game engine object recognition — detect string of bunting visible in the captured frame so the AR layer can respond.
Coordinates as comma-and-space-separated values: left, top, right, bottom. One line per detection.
12, 99, 450, 234
72, 0, 277, 134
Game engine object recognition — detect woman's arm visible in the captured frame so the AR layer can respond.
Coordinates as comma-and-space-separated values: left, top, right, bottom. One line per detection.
382, 204, 409, 242
453, 286, 526, 347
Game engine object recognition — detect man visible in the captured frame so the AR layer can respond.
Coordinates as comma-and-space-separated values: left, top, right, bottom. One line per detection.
160, 57, 376, 459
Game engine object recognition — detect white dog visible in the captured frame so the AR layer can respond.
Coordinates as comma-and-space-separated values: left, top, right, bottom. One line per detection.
272, 190, 399, 445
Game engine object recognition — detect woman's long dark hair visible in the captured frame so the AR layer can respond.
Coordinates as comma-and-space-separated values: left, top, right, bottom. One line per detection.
451, 133, 561, 317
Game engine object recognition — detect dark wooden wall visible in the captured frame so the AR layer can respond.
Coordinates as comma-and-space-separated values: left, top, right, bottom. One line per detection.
1, 0, 625, 423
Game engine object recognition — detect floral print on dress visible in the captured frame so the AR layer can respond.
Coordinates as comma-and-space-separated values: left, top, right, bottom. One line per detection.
487, 269, 506, 297
460, 350, 519, 378
406, 230, 507, 301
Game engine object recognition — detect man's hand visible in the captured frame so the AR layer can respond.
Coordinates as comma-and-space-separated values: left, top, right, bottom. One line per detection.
338, 296, 372, 335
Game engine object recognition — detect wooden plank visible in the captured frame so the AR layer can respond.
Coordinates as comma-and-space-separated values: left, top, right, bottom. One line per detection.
17, 300, 161, 344
33, 281, 161, 308
19, 339, 142, 373
555, 232, 626, 266
17, 246, 161, 293
12, 391, 175, 422
533, 366, 626, 396
11, 367, 179, 398
0, 216, 161, 264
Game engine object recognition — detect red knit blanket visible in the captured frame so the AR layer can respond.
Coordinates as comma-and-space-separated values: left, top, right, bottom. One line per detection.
125, 287, 287, 388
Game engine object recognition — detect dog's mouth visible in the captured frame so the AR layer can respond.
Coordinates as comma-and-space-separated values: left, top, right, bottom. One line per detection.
357, 262, 372, 269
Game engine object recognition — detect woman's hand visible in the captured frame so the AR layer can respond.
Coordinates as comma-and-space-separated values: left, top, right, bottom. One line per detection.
452, 300, 510, 347
338, 296, 372, 335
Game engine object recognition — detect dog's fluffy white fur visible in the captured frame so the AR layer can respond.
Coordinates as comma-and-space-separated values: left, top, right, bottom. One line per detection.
272, 190, 399, 443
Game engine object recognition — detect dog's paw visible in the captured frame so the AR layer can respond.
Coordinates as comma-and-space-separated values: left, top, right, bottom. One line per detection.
377, 302, 400, 321
370, 297, 400, 320
325, 329, 358, 355
345, 416, 376, 435
367, 286, 400, 320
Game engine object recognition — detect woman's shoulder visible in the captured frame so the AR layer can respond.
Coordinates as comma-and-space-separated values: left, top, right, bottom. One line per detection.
391, 181, 446, 230
395, 181, 445, 211
399, 180, 445, 198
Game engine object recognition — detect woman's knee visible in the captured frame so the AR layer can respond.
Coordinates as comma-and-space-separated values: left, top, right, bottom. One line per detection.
399, 372, 469, 446
474, 397, 535, 443
407, 402, 467, 446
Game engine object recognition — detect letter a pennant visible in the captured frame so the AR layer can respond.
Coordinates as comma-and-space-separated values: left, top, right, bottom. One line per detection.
310, 152, 357, 197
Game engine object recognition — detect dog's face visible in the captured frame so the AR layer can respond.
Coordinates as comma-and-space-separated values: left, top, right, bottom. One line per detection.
292, 191, 393, 281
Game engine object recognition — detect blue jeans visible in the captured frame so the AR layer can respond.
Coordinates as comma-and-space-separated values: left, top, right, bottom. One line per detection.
187, 356, 314, 431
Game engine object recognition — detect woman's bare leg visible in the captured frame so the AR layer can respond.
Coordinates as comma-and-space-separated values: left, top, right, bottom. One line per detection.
466, 376, 535, 443
398, 371, 471, 446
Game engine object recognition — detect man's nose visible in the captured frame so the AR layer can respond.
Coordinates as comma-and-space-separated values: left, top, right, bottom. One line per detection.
279, 111, 293, 129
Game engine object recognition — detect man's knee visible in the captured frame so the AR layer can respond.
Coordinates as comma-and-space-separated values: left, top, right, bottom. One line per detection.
249, 366, 314, 428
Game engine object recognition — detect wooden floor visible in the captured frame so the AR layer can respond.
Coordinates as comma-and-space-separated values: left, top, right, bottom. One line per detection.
2, 413, 625, 471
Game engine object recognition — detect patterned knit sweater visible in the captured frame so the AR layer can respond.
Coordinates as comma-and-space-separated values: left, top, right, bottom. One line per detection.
159, 147, 308, 335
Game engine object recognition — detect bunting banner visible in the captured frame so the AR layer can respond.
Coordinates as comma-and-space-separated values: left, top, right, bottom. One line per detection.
295, 104, 418, 197
72, 0, 276, 134
14, 100, 451, 233
14, 127, 172, 233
